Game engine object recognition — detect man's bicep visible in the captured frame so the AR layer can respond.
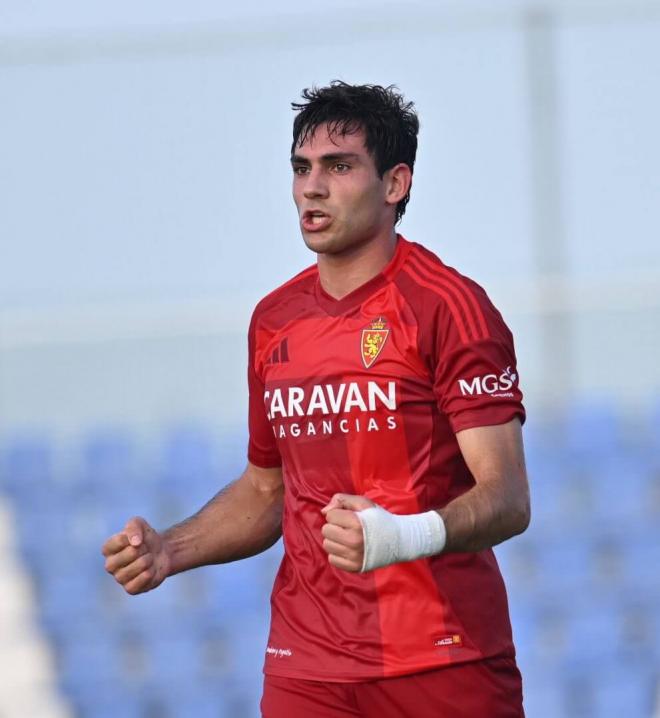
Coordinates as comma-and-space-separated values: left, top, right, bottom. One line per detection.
455, 418, 528, 491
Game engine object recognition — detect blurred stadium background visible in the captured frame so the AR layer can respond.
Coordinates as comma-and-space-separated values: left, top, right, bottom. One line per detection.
1, 1, 659, 716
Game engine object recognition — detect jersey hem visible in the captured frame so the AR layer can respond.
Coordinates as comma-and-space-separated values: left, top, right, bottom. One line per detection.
262, 650, 517, 683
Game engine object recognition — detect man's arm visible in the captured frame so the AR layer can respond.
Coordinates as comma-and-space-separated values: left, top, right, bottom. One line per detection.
439, 417, 530, 552
102, 461, 283, 594
321, 417, 530, 572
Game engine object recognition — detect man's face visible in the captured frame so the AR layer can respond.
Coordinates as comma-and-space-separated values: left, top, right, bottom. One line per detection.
291, 124, 393, 256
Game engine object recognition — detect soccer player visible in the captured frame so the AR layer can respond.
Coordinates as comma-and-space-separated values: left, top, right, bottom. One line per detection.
102, 81, 530, 717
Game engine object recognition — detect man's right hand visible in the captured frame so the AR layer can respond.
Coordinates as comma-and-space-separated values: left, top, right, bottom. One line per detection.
101, 516, 171, 595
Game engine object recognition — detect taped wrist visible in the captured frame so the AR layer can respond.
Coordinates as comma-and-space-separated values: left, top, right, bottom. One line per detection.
356, 506, 447, 572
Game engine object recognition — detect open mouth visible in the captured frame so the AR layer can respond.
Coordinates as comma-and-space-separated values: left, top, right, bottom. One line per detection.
302, 210, 332, 232
304, 210, 328, 223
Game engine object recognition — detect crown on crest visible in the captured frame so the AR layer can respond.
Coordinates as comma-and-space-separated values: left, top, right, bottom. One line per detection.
369, 316, 387, 330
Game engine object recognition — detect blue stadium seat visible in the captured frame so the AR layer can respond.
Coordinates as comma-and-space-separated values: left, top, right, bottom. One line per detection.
221, 689, 262, 718
560, 606, 620, 669
38, 566, 105, 635
561, 397, 624, 457
649, 396, 660, 451
526, 459, 598, 536
222, 612, 270, 717
78, 427, 140, 488
144, 684, 234, 718
525, 603, 572, 670
522, 674, 566, 718
588, 536, 629, 596
508, 605, 537, 663
70, 689, 143, 718
143, 631, 204, 686
217, 429, 250, 479
13, 506, 70, 572
154, 424, 224, 518
159, 424, 218, 482
101, 489, 160, 539
522, 412, 565, 463
526, 459, 568, 530
616, 600, 660, 667
0, 433, 56, 504
108, 578, 183, 633
1, 433, 54, 480
535, 537, 594, 598
560, 670, 598, 718
101, 574, 215, 647
56, 630, 124, 698
207, 558, 273, 615
495, 534, 541, 599
587, 453, 653, 523
591, 666, 656, 718
15, 498, 115, 577
621, 530, 660, 598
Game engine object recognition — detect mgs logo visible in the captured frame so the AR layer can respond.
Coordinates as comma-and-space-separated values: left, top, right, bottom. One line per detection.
458, 365, 518, 397
361, 316, 389, 369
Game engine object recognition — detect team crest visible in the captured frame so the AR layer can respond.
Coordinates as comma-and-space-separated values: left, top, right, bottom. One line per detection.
361, 316, 389, 369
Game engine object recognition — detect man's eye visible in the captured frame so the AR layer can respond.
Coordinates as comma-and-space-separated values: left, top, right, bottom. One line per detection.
334, 163, 350, 173
293, 166, 309, 175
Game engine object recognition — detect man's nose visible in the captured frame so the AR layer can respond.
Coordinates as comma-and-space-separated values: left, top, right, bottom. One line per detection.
303, 168, 329, 199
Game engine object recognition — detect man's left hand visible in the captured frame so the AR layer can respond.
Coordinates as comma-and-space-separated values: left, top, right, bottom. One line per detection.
320, 493, 376, 572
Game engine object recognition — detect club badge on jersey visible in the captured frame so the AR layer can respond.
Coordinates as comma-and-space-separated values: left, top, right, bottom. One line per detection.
361, 316, 390, 369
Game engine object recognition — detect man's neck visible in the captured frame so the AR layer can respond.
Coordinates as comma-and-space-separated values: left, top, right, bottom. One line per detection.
317, 230, 398, 300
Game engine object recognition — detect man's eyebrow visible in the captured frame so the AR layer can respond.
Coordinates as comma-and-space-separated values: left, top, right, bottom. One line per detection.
319, 152, 361, 162
290, 152, 361, 164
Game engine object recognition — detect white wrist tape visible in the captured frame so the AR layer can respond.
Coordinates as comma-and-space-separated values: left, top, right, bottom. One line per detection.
356, 506, 447, 572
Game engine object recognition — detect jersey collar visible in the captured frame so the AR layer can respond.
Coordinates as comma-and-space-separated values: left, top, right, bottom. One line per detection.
314, 235, 412, 317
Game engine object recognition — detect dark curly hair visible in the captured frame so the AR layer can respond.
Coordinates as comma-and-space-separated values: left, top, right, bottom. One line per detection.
291, 81, 419, 223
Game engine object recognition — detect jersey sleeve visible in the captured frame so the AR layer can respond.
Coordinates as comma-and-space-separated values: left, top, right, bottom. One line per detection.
433, 289, 526, 434
247, 311, 282, 468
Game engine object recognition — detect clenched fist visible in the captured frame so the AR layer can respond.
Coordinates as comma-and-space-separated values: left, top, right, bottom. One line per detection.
101, 517, 171, 595
320, 493, 376, 573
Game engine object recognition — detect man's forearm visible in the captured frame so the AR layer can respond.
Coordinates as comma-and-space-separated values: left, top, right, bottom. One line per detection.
163, 467, 284, 576
438, 477, 530, 554
322, 475, 530, 573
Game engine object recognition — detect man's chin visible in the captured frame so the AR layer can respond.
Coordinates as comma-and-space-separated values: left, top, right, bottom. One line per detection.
301, 229, 338, 255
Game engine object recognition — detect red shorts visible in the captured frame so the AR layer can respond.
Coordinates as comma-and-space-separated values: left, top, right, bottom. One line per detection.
261, 656, 524, 718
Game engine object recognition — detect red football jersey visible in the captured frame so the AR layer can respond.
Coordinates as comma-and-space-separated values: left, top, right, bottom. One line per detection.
248, 236, 525, 681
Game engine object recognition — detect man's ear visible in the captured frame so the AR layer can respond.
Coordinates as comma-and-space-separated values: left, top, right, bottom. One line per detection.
384, 163, 412, 207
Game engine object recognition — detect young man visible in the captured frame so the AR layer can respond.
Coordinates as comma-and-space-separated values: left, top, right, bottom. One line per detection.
103, 82, 530, 717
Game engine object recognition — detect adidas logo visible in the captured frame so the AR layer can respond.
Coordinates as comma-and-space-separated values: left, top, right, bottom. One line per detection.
268, 338, 290, 364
